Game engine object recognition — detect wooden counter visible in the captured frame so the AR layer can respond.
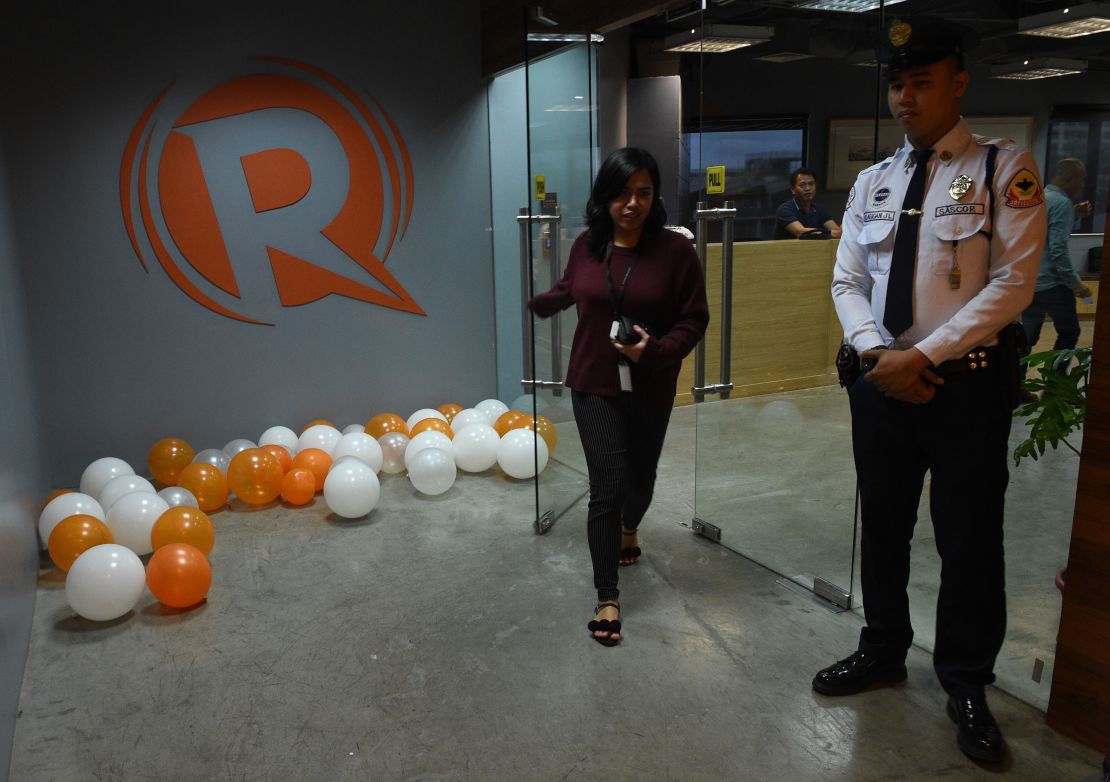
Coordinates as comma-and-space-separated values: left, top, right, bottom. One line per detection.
676, 239, 842, 407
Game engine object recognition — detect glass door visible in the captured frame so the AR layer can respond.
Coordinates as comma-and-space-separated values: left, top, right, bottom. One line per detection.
685, 6, 870, 608
523, 37, 599, 533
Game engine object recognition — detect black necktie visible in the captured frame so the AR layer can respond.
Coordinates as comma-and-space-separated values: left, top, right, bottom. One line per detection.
884, 147, 934, 336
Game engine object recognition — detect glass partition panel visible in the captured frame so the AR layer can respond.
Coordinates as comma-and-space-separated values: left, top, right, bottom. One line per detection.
686, 6, 868, 609
524, 40, 596, 532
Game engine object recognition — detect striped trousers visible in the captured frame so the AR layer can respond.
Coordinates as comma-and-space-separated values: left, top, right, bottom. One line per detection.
571, 390, 674, 601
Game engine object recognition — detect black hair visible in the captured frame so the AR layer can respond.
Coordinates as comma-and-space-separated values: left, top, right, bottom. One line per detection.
790, 167, 816, 189
584, 147, 667, 257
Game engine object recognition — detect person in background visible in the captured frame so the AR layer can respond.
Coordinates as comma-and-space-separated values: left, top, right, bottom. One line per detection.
1020, 157, 1092, 390
818, 17, 1046, 764
529, 148, 709, 647
774, 167, 843, 239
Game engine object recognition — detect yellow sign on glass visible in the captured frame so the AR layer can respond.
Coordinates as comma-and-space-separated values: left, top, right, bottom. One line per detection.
706, 166, 725, 194
534, 175, 546, 201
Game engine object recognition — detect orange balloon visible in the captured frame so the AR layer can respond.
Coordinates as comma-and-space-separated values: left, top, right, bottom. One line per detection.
151, 506, 215, 555
303, 419, 335, 431
146, 543, 212, 609
43, 488, 73, 509
437, 403, 462, 423
281, 467, 316, 506
47, 514, 114, 572
177, 462, 229, 513
524, 414, 558, 453
260, 444, 292, 474
227, 448, 284, 506
494, 410, 528, 437
365, 413, 407, 439
290, 448, 332, 492
410, 417, 454, 439
147, 437, 196, 485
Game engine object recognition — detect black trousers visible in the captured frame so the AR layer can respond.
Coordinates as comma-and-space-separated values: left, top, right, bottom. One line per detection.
848, 365, 1012, 697
572, 390, 673, 602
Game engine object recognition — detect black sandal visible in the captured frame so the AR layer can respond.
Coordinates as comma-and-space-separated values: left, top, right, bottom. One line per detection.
587, 600, 622, 646
619, 527, 641, 566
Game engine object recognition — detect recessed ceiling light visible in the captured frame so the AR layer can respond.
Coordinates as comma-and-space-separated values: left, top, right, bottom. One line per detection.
663, 24, 773, 53
991, 57, 1087, 79
797, 0, 907, 11
754, 51, 816, 63
1019, 2, 1110, 38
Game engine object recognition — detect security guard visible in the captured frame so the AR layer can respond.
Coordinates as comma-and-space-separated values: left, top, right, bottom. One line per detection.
815, 18, 1047, 764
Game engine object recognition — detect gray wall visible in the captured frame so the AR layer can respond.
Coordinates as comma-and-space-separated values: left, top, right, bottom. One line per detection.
0, 140, 45, 782
0, 0, 495, 487
687, 53, 1110, 218
628, 76, 683, 224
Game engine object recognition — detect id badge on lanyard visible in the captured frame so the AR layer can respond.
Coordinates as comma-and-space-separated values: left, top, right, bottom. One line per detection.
607, 242, 636, 393
618, 359, 633, 392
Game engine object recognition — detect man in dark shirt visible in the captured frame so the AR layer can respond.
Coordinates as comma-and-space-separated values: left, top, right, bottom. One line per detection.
774, 167, 842, 239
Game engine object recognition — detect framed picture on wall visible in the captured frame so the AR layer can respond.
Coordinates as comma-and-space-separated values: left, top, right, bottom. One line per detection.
826, 115, 1035, 190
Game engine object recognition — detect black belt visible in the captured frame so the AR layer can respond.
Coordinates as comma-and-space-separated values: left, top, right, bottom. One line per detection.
932, 346, 1000, 377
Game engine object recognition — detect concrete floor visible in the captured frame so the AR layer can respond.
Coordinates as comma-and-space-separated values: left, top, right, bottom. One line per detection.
10, 398, 1104, 780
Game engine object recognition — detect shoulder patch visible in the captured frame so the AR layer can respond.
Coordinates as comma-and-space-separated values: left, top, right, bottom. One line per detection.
846, 186, 855, 209
1004, 168, 1043, 208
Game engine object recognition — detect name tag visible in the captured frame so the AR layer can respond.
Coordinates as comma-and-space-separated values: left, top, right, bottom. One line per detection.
863, 210, 895, 222
618, 361, 633, 392
935, 203, 985, 217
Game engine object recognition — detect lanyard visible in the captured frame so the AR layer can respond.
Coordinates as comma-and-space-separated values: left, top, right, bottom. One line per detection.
604, 242, 637, 316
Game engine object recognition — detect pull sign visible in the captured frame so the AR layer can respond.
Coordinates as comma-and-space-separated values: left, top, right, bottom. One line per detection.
534, 174, 546, 201
706, 165, 725, 194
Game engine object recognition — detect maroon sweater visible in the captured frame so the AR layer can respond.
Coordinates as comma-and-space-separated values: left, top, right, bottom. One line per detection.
530, 229, 709, 402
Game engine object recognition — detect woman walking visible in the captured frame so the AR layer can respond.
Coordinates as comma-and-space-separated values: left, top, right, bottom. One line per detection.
530, 148, 709, 645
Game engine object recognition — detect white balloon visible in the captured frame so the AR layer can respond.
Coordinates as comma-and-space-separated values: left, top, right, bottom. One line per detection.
497, 429, 549, 479
453, 423, 500, 472
106, 492, 170, 556
404, 431, 453, 470
223, 439, 256, 457
157, 486, 198, 508
450, 408, 487, 432
407, 447, 457, 495
79, 457, 134, 499
475, 399, 509, 424
258, 425, 298, 453
193, 448, 231, 473
406, 408, 447, 432
378, 432, 410, 474
323, 459, 380, 519
38, 493, 106, 547
65, 544, 146, 622
98, 474, 156, 511
342, 423, 365, 435
332, 432, 384, 473
296, 424, 342, 456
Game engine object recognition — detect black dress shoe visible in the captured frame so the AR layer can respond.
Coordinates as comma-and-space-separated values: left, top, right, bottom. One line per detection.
812, 650, 907, 695
946, 695, 1006, 763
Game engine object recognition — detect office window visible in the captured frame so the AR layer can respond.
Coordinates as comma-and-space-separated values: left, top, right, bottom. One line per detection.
683, 116, 807, 241
1046, 107, 1109, 235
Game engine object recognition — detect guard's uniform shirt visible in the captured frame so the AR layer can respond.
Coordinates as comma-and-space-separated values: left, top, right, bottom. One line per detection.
832, 118, 1047, 362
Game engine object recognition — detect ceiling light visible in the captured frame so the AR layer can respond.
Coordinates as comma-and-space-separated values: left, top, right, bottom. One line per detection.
526, 33, 605, 43
663, 24, 773, 53
754, 51, 815, 63
796, 0, 907, 12
665, 1, 708, 24
1019, 3, 1110, 38
991, 57, 1087, 79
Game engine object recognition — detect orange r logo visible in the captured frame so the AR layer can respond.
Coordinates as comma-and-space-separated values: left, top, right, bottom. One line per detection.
120, 58, 422, 325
